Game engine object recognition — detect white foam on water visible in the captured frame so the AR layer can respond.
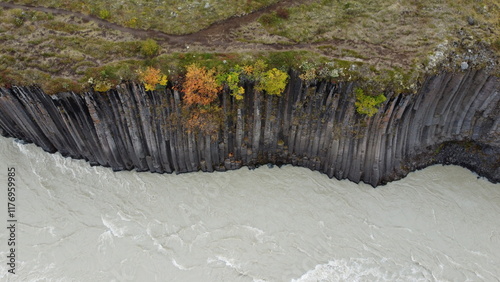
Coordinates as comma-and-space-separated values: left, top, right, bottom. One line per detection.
242, 225, 265, 242
293, 258, 434, 282
171, 258, 195, 270
101, 215, 126, 238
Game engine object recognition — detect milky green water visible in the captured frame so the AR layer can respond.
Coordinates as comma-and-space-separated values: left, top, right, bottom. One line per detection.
0, 137, 499, 281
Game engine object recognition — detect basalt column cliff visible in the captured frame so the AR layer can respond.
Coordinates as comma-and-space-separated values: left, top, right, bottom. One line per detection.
0, 70, 498, 186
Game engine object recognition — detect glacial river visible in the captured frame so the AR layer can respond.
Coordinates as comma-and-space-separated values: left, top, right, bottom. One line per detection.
0, 137, 499, 281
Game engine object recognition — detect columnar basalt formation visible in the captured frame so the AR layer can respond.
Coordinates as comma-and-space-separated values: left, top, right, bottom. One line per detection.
0, 70, 498, 186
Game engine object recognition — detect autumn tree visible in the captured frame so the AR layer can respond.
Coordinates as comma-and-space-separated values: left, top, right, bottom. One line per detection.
137, 66, 168, 91
256, 68, 289, 96
182, 64, 221, 106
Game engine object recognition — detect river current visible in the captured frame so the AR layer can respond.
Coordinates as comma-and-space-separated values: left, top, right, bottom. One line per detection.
0, 137, 499, 281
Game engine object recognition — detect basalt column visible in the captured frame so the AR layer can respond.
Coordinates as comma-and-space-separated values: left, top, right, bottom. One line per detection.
0, 69, 498, 186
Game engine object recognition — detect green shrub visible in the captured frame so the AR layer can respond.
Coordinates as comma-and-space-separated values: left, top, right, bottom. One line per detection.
99, 9, 110, 20
354, 88, 386, 117
217, 71, 244, 100
140, 39, 160, 57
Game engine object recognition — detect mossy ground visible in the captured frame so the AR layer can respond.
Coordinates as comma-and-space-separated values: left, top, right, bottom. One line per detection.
240, 0, 499, 70
3, 0, 280, 34
0, 0, 498, 94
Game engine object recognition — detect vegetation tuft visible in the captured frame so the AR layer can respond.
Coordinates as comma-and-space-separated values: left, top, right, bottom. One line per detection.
354, 88, 387, 117
140, 39, 160, 57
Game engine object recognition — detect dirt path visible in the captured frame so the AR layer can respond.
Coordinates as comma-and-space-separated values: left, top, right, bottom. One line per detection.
0, 1, 306, 45
0, 1, 409, 68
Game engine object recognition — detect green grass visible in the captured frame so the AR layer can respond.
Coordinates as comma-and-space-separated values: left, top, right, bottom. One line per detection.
0, 0, 498, 94
257, 0, 499, 44
2, 0, 280, 34
254, 0, 500, 63
0, 7, 147, 92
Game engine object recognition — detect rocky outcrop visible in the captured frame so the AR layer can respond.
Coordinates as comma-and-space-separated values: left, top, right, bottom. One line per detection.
0, 70, 498, 186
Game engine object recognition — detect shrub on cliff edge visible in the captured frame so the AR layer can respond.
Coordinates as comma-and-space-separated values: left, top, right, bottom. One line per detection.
354, 88, 386, 117
217, 70, 244, 100
137, 67, 168, 91
256, 68, 289, 96
182, 64, 221, 106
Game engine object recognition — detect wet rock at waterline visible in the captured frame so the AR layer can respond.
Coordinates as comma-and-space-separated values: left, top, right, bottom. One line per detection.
0, 70, 498, 186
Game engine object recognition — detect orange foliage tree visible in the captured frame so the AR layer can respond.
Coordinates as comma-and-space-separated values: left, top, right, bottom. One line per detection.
182, 64, 221, 106
137, 66, 168, 91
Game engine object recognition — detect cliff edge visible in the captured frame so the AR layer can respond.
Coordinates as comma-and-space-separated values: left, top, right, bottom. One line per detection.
0, 69, 498, 187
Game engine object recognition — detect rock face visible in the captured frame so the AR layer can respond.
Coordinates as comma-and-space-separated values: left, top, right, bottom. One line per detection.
0, 70, 498, 186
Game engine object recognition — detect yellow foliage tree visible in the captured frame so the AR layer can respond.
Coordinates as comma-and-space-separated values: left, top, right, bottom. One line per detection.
257, 68, 289, 96
137, 67, 168, 91
182, 64, 221, 106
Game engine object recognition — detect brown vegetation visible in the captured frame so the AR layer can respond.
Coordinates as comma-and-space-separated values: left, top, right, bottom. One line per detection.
182, 64, 221, 106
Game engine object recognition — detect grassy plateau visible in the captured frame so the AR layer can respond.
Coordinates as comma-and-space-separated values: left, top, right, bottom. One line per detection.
0, 0, 498, 94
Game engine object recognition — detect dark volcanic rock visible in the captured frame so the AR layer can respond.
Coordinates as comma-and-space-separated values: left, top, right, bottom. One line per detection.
0, 70, 498, 187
